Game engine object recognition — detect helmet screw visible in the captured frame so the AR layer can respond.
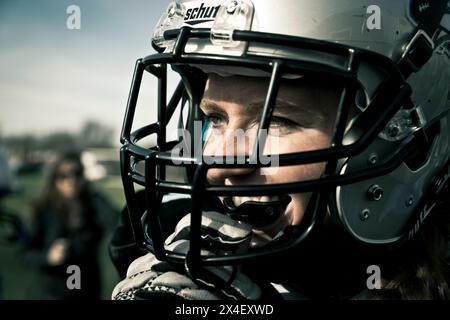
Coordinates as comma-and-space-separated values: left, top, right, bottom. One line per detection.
227, 0, 239, 14
360, 209, 370, 221
387, 123, 400, 138
367, 184, 383, 201
406, 195, 415, 207
368, 153, 378, 165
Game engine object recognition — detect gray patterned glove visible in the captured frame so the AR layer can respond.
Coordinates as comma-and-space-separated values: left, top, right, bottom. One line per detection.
112, 211, 262, 300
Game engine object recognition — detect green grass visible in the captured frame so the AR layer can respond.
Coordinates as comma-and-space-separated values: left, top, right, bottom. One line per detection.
0, 171, 125, 299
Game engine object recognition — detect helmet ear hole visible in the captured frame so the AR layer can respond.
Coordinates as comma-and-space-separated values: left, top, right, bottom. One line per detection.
404, 121, 441, 171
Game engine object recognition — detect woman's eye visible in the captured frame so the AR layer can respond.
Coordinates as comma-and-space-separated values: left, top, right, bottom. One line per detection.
204, 113, 226, 127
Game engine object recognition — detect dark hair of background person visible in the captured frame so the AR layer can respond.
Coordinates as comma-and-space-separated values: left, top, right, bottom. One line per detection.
22, 151, 105, 300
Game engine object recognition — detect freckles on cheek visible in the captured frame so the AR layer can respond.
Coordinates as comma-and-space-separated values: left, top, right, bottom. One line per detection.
297, 162, 327, 180
261, 130, 329, 181
262, 162, 325, 183
264, 130, 331, 155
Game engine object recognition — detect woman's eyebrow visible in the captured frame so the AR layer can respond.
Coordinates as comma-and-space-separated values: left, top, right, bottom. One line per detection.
247, 100, 319, 117
201, 99, 325, 127
248, 100, 325, 127
202, 99, 312, 115
200, 99, 226, 113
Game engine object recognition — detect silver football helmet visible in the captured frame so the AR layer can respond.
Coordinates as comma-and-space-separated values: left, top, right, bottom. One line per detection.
120, 0, 450, 278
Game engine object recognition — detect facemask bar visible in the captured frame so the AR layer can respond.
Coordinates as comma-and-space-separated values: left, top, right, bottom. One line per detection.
120, 60, 186, 251
120, 27, 419, 268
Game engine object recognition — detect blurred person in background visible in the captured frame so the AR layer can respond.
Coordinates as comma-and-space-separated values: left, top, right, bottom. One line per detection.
21, 151, 115, 300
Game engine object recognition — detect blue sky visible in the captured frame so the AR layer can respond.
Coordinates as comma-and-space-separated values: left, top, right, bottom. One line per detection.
0, 0, 179, 142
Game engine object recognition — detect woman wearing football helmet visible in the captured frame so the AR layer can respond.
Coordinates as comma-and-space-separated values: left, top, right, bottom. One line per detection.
111, 0, 450, 299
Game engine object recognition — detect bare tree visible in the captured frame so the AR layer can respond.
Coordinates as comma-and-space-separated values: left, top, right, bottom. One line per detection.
78, 120, 115, 148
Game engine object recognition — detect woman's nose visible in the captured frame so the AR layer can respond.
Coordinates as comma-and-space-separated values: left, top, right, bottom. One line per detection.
203, 127, 258, 185
207, 167, 257, 185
